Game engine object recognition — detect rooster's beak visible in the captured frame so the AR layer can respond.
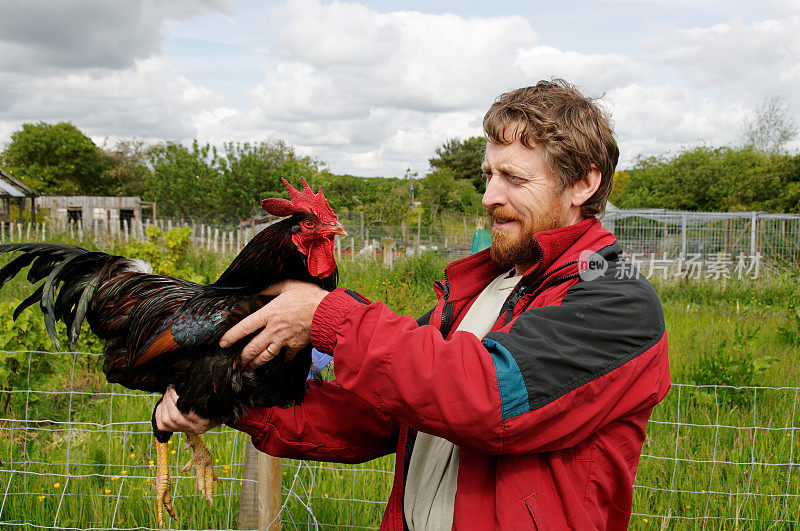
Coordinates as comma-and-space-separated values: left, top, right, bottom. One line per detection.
328, 222, 348, 236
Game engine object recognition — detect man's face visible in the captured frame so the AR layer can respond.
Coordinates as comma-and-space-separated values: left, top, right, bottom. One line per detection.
481, 137, 570, 271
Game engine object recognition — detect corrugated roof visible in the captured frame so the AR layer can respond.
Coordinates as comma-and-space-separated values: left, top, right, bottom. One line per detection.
0, 168, 38, 197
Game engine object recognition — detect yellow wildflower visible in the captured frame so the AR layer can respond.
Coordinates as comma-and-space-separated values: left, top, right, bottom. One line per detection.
130, 453, 136, 459
104, 489, 111, 494
170, 450, 176, 455
111, 476, 119, 481
122, 470, 128, 475
215, 458, 219, 463
53, 482, 60, 489
37, 495, 45, 501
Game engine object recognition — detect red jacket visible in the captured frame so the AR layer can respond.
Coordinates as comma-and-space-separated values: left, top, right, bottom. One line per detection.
232, 218, 671, 530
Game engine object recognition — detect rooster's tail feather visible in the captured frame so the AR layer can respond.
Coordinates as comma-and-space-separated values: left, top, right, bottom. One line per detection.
0, 243, 141, 351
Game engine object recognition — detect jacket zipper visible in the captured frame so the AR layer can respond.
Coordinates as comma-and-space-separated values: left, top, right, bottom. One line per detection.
437, 270, 456, 339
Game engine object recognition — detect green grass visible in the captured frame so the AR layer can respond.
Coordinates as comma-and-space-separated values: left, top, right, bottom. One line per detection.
1, 234, 799, 529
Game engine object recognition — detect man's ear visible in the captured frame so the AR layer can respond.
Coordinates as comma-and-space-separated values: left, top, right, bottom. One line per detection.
570, 164, 602, 208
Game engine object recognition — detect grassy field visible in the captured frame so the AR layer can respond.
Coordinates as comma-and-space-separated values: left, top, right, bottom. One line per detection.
0, 235, 798, 529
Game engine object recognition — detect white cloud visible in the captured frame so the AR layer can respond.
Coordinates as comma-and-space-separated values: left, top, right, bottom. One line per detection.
515, 46, 650, 92
3, 58, 226, 140
764, 0, 800, 16
609, 84, 747, 167
0, 0, 232, 148
228, 0, 657, 176
646, 15, 800, 106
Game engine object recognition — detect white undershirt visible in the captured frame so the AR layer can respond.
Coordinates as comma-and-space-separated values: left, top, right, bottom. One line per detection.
403, 270, 521, 531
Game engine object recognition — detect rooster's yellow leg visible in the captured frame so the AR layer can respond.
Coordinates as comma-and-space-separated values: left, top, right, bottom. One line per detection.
155, 441, 177, 528
181, 434, 218, 504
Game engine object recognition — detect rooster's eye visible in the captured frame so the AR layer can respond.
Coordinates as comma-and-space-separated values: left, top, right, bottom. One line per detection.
302, 220, 315, 229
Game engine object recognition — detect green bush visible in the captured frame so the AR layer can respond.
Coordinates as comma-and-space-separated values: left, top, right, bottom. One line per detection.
123, 225, 204, 282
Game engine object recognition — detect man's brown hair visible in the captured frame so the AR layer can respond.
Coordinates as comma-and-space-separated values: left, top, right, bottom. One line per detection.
483, 79, 619, 218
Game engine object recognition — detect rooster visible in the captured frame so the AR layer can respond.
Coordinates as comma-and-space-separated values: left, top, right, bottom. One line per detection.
0, 178, 345, 527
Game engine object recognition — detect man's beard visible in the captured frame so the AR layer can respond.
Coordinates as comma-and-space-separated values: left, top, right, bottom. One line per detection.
487, 199, 568, 268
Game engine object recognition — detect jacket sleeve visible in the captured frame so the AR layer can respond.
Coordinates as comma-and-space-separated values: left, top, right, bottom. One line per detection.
230, 378, 400, 464
310, 275, 670, 455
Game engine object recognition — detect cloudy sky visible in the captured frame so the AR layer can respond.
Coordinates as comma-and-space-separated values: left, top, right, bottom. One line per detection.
0, 0, 798, 177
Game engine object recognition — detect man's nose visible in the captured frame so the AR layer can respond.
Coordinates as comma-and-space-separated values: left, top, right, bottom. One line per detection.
482, 175, 506, 209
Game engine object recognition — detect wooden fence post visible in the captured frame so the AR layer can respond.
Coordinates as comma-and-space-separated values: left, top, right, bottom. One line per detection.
259, 454, 283, 531
238, 441, 258, 529
383, 237, 395, 269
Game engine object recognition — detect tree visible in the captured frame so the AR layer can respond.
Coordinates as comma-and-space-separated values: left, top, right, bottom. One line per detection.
742, 96, 797, 155
613, 145, 799, 213
216, 141, 319, 222
1, 122, 113, 195
144, 141, 220, 222
429, 136, 487, 192
362, 179, 413, 226
101, 138, 151, 196
608, 170, 631, 207
419, 168, 483, 219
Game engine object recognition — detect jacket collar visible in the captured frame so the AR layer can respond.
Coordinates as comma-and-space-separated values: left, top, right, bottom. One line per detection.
443, 217, 614, 302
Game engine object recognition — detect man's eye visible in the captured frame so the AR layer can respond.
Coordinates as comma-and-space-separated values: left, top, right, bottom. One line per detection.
482, 172, 492, 181
507, 175, 525, 184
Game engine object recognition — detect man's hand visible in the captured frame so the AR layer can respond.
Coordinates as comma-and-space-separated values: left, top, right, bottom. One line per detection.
220, 279, 328, 369
155, 387, 220, 435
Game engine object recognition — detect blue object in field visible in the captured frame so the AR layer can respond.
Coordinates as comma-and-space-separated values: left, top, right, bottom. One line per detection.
471, 228, 492, 254
308, 348, 334, 379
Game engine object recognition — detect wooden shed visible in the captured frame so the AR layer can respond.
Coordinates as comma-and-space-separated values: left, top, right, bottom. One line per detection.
0, 168, 39, 223
35, 195, 142, 229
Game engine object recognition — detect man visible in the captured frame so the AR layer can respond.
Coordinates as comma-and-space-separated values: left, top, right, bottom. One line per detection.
157, 79, 670, 530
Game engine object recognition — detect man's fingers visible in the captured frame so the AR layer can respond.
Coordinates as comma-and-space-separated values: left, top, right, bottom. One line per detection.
166, 386, 179, 401
156, 388, 219, 436
239, 329, 275, 367
220, 307, 269, 347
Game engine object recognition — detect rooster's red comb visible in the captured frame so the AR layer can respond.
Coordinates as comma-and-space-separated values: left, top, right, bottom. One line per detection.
261, 177, 336, 220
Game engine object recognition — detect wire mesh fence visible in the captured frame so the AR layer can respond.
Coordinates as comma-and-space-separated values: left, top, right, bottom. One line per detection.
1, 350, 798, 529
603, 209, 800, 268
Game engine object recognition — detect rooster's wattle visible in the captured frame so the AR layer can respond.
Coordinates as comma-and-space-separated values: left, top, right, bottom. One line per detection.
0, 178, 345, 527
